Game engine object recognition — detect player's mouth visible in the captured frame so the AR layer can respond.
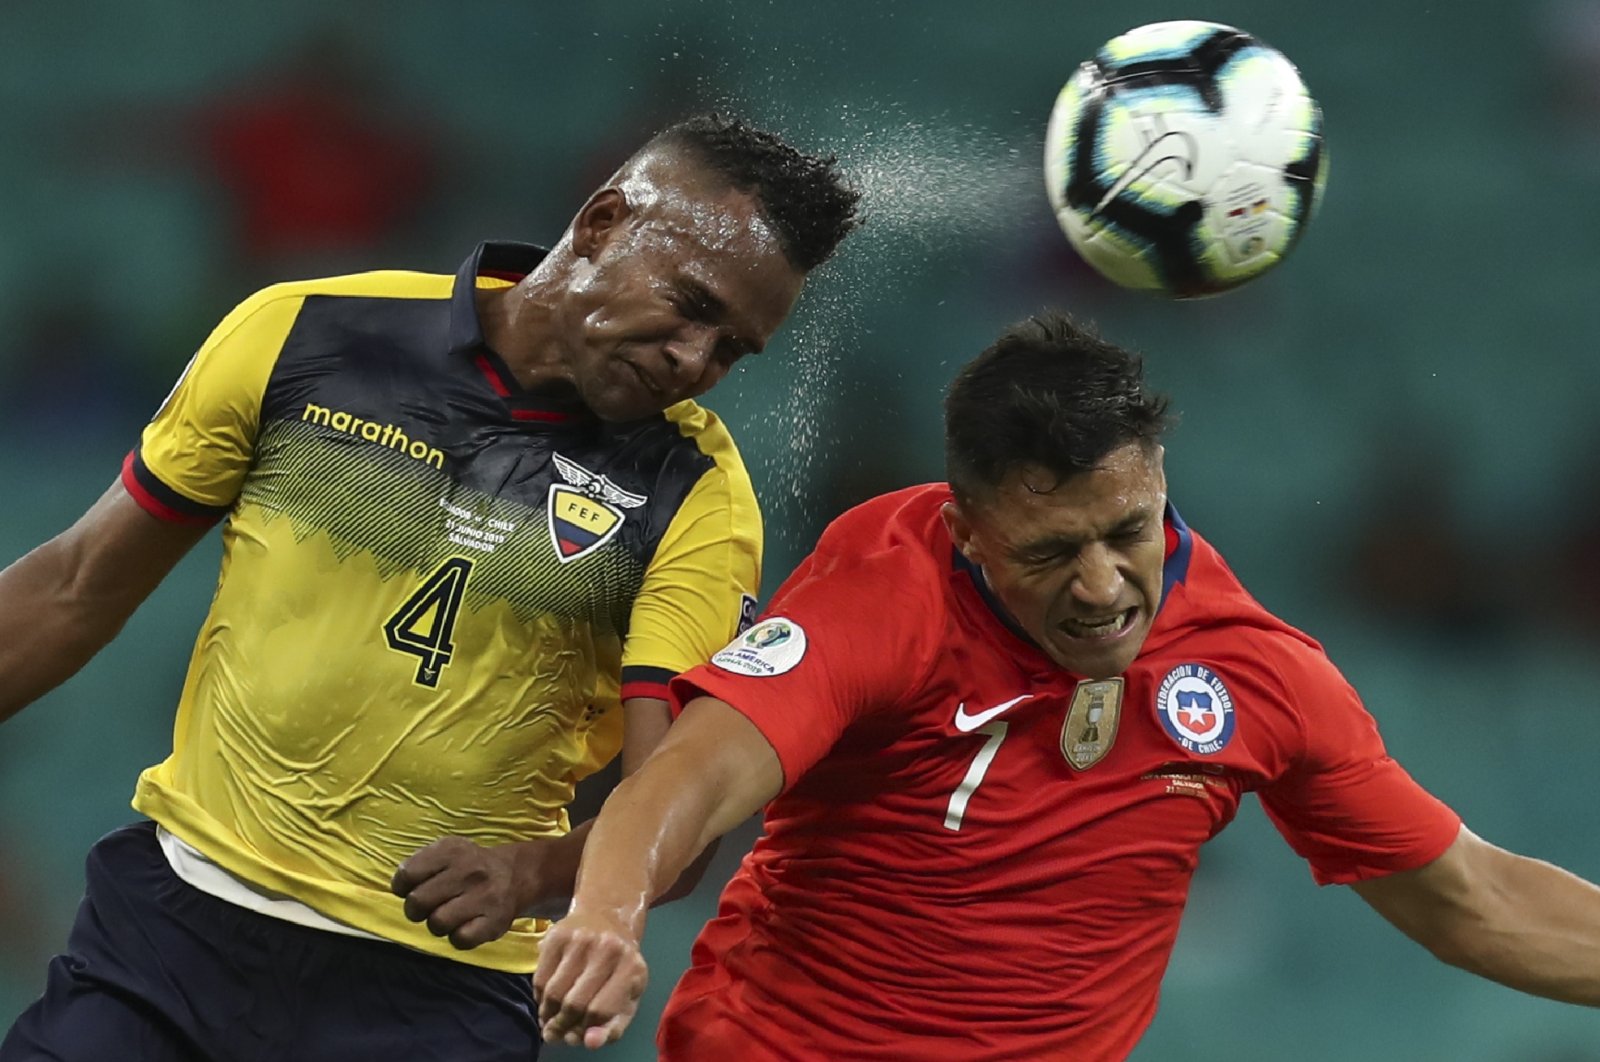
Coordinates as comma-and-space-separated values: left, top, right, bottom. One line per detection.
623, 359, 666, 399
1058, 607, 1139, 641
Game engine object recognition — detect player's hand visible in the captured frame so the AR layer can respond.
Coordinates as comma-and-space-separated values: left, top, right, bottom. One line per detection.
391, 835, 557, 949
533, 911, 648, 1049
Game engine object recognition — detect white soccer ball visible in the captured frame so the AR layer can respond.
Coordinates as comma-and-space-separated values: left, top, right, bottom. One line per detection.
1044, 20, 1327, 298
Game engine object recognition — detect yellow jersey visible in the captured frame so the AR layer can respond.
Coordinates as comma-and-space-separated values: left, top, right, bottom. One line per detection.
120, 242, 762, 972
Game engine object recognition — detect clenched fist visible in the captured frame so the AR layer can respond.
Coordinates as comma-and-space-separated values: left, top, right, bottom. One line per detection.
391, 835, 571, 950
533, 912, 649, 1049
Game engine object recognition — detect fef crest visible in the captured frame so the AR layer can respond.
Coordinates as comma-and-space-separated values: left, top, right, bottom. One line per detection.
547, 453, 647, 564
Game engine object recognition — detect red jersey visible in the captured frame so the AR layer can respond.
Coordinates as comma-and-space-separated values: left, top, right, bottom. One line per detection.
661, 484, 1460, 1061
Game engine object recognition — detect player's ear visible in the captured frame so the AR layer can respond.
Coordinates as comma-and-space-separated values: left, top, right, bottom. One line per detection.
572, 187, 632, 260
940, 500, 982, 565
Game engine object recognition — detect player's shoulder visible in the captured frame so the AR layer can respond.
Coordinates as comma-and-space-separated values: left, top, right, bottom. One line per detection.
801, 484, 954, 592
598, 399, 749, 496
818, 483, 949, 546
207, 271, 454, 344
247, 270, 456, 306
1163, 527, 1344, 688
661, 399, 745, 473
764, 486, 954, 660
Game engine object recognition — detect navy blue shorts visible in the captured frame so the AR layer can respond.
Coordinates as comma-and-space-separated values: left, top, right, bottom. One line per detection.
0, 822, 540, 1062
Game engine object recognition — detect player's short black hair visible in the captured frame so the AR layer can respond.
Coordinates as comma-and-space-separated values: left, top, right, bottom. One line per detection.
944, 311, 1173, 503
646, 112, 862, 271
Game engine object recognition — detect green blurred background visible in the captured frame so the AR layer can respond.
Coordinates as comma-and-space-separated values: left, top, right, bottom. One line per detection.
3, 1, 1600, 1059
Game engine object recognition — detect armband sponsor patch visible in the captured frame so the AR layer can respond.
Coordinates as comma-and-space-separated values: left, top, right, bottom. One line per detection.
151, 352, 199, 420
1155, 663, 1236, 755
712, 617, 806, 677
736, 593, 760, 636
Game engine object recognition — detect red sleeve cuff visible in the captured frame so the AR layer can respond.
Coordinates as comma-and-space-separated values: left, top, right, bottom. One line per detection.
621, 665, 676, 704
668, 668, 800, 791
1307, 811, 1463, 887
120, 451, 228, 526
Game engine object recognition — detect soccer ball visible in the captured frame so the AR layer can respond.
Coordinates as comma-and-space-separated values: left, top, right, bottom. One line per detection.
1044, 21, 1327, 298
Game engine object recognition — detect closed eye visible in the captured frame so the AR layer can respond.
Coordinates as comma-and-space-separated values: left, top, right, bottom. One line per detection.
671, 279, 725, 324
1111, 523, 1150, 545
1016, 545, 1077, 566
672, 292, 713, 322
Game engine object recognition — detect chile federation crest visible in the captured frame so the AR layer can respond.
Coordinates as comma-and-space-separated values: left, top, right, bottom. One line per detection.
1155, 663, 1236, 756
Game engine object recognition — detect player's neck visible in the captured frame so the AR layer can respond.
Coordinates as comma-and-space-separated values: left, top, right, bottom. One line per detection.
475, 284, 571, 391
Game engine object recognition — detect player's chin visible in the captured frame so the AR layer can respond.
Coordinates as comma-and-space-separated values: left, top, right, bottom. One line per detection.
589, 388, 674, 422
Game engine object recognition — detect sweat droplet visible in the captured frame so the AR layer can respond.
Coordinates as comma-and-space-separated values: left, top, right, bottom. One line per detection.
731, 107, 1038, 553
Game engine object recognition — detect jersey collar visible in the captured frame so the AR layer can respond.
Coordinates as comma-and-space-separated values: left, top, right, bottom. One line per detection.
1159, 503, 1193, 610
449, 241, 590, 425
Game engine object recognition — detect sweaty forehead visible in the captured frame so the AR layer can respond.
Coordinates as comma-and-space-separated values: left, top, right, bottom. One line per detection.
646, 189, 782, 260
994, 451, 1163, 526
618, 155, 779, 252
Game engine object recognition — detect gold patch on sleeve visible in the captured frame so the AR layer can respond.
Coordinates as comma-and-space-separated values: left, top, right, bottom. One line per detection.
1060, 678, 1124, 771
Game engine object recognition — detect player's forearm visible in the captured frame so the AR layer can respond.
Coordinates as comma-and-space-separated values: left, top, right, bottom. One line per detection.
0, 539, 131, 725
567, 745, 734, 937
512, 816, 713, 919
507, 820, 594, 920
1440, 846, 1600, 1005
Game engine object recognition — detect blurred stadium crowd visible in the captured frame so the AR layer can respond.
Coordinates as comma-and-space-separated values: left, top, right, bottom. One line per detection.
3, 2, 1600, 1059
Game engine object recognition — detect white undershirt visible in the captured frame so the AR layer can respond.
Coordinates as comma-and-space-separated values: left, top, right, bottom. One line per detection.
156, 826, 383, 942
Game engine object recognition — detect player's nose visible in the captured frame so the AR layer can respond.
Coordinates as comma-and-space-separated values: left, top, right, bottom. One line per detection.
661, 327, 717, 381
1071, 544, 1124, 608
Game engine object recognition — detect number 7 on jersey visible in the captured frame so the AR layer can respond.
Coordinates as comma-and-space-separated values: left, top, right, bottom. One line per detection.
944, 721, 1008, 831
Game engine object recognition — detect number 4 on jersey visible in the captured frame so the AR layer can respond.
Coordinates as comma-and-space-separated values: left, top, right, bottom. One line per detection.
384, 558, 475, 687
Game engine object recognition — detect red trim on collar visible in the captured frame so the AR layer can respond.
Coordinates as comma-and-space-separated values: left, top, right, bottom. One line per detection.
474, 354, 578, 423
511, 408, 572, 423
473, 354, 512, 397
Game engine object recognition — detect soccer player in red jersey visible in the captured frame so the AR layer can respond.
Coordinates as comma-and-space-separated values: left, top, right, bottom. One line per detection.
533, 312, 1600, 1058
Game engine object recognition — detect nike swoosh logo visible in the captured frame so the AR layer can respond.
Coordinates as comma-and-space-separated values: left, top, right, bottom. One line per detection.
953, 695, 1034, 732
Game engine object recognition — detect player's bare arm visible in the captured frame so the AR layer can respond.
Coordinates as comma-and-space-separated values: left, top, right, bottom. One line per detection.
1354, 825, 1600, 1005
391, 696, 717, 946
534, 695, 782, 1049
0, 479, 209, 727
614, 694, 727, 906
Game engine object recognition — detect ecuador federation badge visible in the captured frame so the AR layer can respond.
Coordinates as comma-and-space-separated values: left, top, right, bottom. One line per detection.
547, 453, 647, 563
1060, 678, 1124, 770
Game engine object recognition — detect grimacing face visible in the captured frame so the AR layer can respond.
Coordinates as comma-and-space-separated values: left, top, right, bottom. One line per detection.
561, 179, 805, 421
941, 443, 1168, 679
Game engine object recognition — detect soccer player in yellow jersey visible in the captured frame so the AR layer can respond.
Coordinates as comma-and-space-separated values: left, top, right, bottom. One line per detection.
0, 114, 860, 1062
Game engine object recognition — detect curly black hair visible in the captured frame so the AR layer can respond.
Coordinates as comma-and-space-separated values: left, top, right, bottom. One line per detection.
646, 113, 862, 271
944, 311, 1173, 502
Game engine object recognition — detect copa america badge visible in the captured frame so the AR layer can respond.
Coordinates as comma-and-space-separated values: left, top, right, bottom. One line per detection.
711, 617, 807, 677
1155, 663, 1236, 755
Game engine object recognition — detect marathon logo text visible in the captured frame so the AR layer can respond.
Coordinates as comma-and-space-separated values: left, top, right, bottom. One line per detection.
302, 403, 445, 470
